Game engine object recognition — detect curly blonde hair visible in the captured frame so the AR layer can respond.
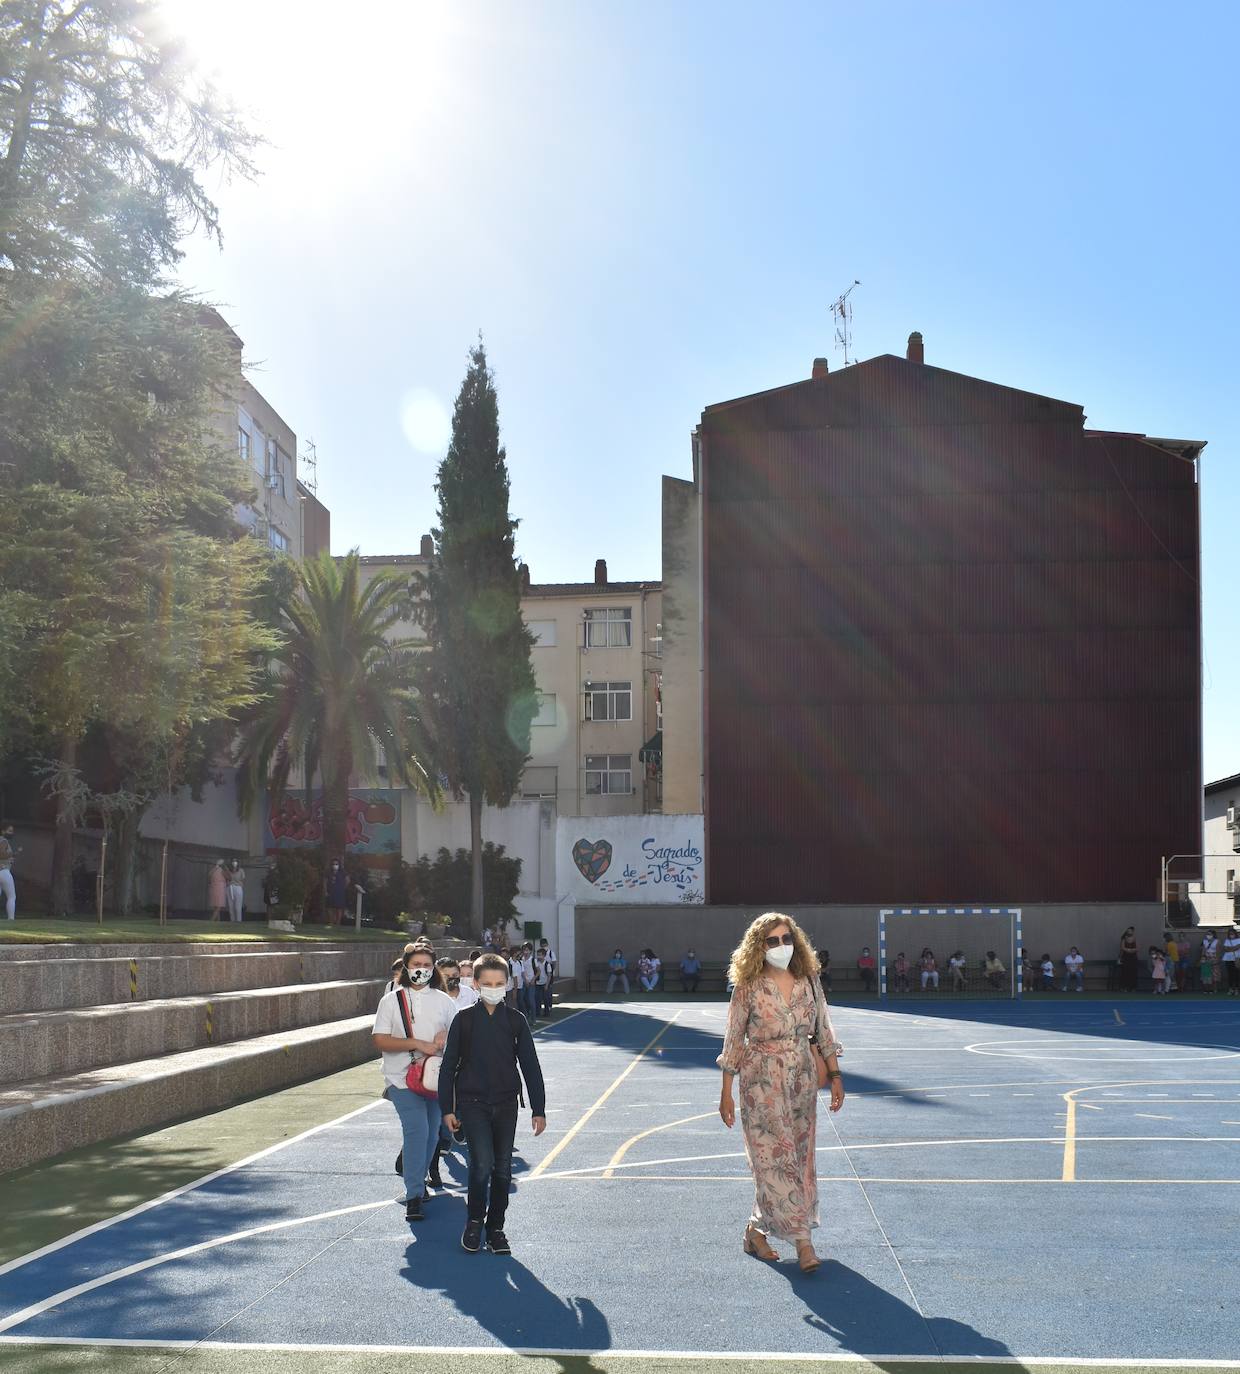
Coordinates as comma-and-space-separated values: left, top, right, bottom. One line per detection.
727, 912, 820, 987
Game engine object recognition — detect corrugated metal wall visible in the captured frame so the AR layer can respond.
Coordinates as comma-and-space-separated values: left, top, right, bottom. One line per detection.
702, 357, 1202, 904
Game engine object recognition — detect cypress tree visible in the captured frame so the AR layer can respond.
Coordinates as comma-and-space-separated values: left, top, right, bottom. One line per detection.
416, 342, 536, 935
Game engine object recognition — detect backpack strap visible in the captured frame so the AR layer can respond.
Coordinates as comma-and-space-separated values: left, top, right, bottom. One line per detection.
395, 988, 413, 1040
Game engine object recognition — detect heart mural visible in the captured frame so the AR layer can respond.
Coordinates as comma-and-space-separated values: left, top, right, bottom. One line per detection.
572, 838, 613, 884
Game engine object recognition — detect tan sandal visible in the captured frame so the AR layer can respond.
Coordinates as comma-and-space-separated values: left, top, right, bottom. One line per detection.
795, 1240, 821, 1272
743, 1225, 779, 1261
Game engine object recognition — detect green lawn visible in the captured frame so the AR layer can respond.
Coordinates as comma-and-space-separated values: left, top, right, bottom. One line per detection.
0, 916, 413, 945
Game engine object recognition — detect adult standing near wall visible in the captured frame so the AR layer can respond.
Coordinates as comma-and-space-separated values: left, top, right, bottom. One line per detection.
1223, 926, 1240, 997
207, 860, 227, 923
1119, 926, 1139, 993
325, 858, 348, 927
0, 824, 17, 921
718, 912, 845, 1273
225, 859, 245, 924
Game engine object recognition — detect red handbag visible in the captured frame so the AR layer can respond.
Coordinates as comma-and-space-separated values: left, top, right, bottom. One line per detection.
396, 990, 441, 1100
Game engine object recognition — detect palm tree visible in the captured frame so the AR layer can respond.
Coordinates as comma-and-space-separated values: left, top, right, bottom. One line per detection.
236, 550, 437, 867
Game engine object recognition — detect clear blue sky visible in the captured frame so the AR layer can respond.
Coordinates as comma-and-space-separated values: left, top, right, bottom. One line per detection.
173, 0, 1239, 780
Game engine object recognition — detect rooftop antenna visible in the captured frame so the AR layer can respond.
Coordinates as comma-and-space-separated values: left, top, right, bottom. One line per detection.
830, 280, 861, 366
301, 438, 319, 495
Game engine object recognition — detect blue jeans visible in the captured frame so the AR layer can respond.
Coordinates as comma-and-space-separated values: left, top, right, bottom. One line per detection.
520, 983, 537, 1020
1064, 970, 1084, 991
387, 1085, 442, 1202
460, 1100, 519, 1230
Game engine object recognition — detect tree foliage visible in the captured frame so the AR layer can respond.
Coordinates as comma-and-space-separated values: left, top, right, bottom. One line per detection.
0, 0, 258, 283
415, 342, 536, 931
235, 550, 439, 866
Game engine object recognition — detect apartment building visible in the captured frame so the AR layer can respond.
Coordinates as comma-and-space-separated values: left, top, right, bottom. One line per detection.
355, 550, 663, 818
204, 308, 329, 561
1203, 773, 1240, 923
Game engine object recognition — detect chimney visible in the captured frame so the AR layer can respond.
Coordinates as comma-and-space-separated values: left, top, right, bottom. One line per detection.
594, 558, 607, 586
811, 356, 829, 380
906, 331, 924, 364
419, 533, 434, 558
518, 562, 531, 593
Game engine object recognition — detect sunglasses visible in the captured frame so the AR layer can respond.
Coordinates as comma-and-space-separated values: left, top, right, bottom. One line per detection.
764, 933, 795, 949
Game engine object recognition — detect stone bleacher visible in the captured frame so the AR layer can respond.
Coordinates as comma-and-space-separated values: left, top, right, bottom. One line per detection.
0, 938, 412, 1171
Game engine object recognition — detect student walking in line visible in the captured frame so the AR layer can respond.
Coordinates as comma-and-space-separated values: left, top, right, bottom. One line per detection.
372, 946, 457, 1222
679, 948, 702, 993
518, 943, 538, 1021
207, 859, 227, 923
607, 948, 630, 994
1063, 947, 1085, 993
718, 912, 844, 1274
0, 824, 17, 921
440, 954, 547, 1255
225, 859, 245, 923
533, 943, 555, 1019
425, 957, 478, 1190
1223, 927, 1240, 997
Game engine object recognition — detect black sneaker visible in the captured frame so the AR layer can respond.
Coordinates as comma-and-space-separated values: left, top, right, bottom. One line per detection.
461, 1220, 483, 1253
487, 1229, 511, 1255
394, 1149, 403, 1177
405, 1195, 424, 1223
426, 1167, 444, 1190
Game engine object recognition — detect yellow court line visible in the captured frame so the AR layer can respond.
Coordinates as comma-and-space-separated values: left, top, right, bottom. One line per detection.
528, 1010, 683, 1179
604, 1111, 716, 1179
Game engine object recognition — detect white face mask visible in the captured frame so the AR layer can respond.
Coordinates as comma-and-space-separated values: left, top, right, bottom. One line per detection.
765, 943, 795, 971
406, 967, 432, 987
460, 973, 474, 987
478, 985, 506, 1005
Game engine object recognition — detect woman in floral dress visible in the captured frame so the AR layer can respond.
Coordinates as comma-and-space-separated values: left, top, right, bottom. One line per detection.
718, 912, 845, 1272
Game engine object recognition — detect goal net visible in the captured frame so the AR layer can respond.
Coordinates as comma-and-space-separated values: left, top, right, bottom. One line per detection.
878, 907, 1022, 999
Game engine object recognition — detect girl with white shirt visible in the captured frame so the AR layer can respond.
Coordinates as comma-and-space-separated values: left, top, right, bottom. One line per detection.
372, 947, 457, 1222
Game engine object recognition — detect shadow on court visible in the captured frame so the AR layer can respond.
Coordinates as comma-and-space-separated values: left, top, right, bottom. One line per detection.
402, 1245, 611, 1371
794, 1260, 1023, 1364
550, 1006, 904, 1097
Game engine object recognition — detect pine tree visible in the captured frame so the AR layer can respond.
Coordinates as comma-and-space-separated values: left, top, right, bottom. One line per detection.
416, 342, 537, 936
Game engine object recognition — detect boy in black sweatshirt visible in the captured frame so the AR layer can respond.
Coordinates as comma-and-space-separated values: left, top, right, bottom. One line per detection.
439, 952, 546, 1254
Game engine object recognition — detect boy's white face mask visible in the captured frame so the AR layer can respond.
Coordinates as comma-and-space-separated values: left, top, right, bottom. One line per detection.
765, 944, 795, 970
479, 985, 506, 1005
406, 967, 432, 987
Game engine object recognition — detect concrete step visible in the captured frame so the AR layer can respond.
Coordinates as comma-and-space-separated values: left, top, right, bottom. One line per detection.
0, 1015, 378, 1172
0, 978, 386, 1085
0, 939, 392, 961
0, 946, 400, 1016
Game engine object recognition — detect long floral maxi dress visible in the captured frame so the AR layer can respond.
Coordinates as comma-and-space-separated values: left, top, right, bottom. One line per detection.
717, 975, 844, 1241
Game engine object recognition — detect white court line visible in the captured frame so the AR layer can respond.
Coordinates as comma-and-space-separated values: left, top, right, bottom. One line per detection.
0, 1200, 392, 1335
540, 1134, 1240, 1179
0, 1005, 594, 1282
1135, 1114, 1174, 1121
0, 1099, 385, 1281
0, 1337, 1237, 1367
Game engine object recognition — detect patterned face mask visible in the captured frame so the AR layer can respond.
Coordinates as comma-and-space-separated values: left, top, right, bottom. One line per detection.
407, 967, 432, 987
